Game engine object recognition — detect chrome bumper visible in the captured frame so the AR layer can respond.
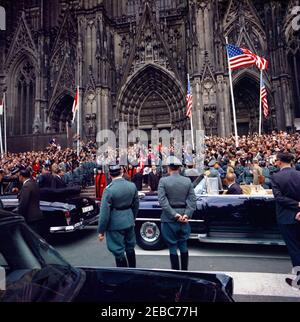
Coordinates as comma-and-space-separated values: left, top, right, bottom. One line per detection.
50, 215, 99, 234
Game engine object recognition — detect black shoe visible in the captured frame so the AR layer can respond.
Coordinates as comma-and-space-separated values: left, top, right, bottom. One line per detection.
115, 256, 128, 268
180, 252, 189, 271
126, 250, 136, 268
170, 254, 180, 270
285, 277, 300, 289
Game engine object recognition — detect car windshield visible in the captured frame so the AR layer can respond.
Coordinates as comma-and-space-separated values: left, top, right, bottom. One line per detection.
0, 220, 83, 302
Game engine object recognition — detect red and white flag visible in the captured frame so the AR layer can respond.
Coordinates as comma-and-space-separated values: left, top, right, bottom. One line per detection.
261, 80, 269, 118
72, 87, 79, 123
226, 44, 268, 71
186, 75, 193, 119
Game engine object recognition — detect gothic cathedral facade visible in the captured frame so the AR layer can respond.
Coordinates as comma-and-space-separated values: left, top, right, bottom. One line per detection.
0, 0, 299, 151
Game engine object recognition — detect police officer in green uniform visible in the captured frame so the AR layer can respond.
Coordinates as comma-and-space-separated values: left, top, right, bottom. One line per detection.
97, 164, 139, 268
158, 156, 197, 271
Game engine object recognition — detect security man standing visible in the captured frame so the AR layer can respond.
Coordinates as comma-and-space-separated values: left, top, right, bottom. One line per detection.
97, 164, 139, 268
158, 156, 196, 271
18, 169, 45, 237
271, 152, 300, 288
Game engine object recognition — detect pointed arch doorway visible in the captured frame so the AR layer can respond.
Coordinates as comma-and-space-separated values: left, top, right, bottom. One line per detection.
117, 64, 187, 140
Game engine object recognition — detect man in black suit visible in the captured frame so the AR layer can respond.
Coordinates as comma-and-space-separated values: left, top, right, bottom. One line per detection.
132, 167, 143, 191
38, 166, 54, 188
52, 168, 67, 189
18, 169, 45, 237
226, 173, 243, 195
271, 152, 300, 288
148, 166, 161, 192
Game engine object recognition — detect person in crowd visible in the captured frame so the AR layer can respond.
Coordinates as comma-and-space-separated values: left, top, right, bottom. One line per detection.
184, 162, 200, 183
95, 165, 107, 201
260, 161, 272, 189
208, 160, 223, 191
226, 173, 243, 195
97, 164, 139, 268
18, 169, 45, 237
38, 165, 53, 188
132, 166, 143, 191
148, 165, 161, 192
271, 152, 300, 288
158, 156, 196, 271
142, 166, 151, 187
252, 159, 263, 185
52, 167, 67, 189
243, 161, 254, 185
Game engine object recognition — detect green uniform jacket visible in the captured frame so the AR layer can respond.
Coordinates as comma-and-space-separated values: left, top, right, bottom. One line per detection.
98, 178, 139, 234
158, 173, 196, 223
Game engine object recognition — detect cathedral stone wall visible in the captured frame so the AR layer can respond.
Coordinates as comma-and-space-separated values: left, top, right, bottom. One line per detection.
0, 0, 299, 152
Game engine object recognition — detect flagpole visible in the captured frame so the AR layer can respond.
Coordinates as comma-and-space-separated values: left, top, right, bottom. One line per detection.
188, 74, 195, 151
225, 37, 239, 147
4, 93, 7, 154
190, 108, 195, 151
77, 84, 80, 157
0, 108, 3, 158
258, 69, 263, 136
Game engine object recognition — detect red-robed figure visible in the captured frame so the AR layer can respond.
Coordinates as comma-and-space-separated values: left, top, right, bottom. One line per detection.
95, 165, 107, 201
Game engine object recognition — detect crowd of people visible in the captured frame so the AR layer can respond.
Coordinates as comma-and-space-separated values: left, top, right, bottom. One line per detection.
0, 131, 300, 196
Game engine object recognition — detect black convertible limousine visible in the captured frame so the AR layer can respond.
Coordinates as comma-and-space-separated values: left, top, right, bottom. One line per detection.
0, 187, 99, 235
0, 210, 234, 302
136, 193, 283, 250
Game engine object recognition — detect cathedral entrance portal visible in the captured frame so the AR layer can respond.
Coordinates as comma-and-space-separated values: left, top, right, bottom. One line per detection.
233, 75, 261, 135
49, 94, 73, 133
117, 64, 187, 139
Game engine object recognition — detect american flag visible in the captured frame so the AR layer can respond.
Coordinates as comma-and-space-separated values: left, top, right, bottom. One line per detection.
226, 44, 268, 71
261, 80, 269, 118
72, 87, 79, 123
186, 75, 192, 118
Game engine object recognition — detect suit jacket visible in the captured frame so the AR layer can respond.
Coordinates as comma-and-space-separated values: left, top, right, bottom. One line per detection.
227, 183, 243, 195
148, 172, 161, 191
158, 173, 196, 222
18, 180, 43, 223
52, 175, 67, 189
271, 167, 300, 224
132, 173, 143, 191
98, 178, 139, 234
38, 173, 54, 188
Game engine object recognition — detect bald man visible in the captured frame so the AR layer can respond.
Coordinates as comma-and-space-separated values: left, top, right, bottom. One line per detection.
226, 173, 243, 195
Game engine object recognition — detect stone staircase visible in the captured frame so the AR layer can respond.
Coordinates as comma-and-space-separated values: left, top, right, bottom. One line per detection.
80, 185, 96, 199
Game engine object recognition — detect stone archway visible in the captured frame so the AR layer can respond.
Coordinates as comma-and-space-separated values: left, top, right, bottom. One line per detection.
233, 74, 261, 135
49, 93, 73, 133
232, 71, 273, 135
9, 56, 36, 136
117, 64, 186, 132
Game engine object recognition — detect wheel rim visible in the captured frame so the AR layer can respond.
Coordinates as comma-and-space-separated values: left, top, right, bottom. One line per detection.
140, 222, 160, 243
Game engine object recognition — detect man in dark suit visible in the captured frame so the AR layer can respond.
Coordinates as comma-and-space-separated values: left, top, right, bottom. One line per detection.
271, 152, 300, 288
18, 169, 45, 237
148, 166, 161, 192
37, 166, 54, 188
226, 173, 243, 195
132, 166, 143, 191
52, 168, 67, 189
